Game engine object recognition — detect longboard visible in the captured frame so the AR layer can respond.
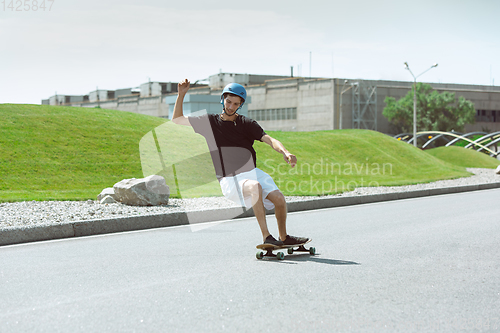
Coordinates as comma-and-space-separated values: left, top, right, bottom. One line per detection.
256, 239, 315, 260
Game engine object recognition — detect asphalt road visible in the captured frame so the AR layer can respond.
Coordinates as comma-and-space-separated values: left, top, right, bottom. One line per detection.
1, 189, 499, 332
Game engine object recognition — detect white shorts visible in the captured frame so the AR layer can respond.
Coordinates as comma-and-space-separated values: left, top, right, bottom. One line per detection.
219, 168, 280, 210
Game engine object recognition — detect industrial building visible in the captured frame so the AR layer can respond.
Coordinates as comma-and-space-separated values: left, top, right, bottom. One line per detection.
43, 72, 500, 134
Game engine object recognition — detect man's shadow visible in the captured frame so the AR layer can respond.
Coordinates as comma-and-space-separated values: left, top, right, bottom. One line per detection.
260, 253, 360, 265
286, 254, 360, 265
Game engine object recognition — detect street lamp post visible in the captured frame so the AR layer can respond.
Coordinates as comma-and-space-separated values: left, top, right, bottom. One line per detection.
404, 62, 438, 147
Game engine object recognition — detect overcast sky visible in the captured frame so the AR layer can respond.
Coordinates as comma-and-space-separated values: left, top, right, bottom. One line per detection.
1, 0, 499, 104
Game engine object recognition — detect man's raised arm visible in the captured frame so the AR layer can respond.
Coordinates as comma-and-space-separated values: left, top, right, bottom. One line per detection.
171, 79, 192, 126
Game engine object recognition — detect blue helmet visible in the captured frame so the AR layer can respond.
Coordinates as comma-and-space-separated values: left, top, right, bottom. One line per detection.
220, 83, 247, 109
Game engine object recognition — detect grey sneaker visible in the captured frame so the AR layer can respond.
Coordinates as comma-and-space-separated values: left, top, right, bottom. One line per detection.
264, 235, 284, 246
282, 235, 309, 246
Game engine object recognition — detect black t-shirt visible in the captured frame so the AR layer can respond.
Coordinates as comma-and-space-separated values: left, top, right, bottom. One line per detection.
189, 113, 266, 180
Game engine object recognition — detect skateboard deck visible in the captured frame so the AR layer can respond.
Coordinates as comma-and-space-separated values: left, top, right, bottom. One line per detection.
256, 239, 315, 260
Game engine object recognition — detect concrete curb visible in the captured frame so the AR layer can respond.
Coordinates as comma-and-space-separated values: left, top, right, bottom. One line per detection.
2, 182, 500, 247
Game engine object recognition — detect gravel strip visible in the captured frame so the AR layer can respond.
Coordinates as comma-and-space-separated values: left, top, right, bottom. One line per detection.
1, 168, 499, 229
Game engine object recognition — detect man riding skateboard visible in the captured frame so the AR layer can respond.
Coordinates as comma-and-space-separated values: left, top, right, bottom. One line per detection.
172, 79, 308, 246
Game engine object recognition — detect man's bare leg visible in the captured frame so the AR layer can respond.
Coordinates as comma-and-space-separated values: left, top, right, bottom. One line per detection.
241, 180, 270, 241
266, 190, 288, 241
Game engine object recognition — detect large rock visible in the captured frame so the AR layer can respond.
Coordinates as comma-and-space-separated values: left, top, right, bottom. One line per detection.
113, 175, 170, 206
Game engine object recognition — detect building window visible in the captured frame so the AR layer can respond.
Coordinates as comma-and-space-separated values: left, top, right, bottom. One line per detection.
476, 110, 500, 122
248, 108, 297, 121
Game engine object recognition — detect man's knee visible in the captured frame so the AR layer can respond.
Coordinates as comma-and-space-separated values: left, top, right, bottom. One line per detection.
243, 180, 262, 197
268, 190, 286, 208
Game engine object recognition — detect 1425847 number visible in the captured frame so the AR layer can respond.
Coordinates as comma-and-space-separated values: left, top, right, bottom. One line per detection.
1, 0, 55, 11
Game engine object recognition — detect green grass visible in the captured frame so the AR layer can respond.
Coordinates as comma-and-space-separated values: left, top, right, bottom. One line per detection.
425, 146, 500, 169
254, 130, 470, 195
1, 104, 475, 202
1, 104, 165, 202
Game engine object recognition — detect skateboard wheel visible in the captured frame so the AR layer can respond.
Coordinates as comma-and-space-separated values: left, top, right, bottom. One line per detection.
256, 251, 264, 260
277, 252, 285, 260
287, 248, 294, 255
309, 247, 316, 255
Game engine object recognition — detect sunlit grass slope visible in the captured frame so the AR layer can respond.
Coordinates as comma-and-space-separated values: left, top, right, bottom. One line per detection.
425, 146, 500, 169
254, 130, 470, 195
0, 104, 165, 202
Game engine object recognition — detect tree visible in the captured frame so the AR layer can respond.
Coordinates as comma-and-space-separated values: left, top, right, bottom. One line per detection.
383, 83, 476, 133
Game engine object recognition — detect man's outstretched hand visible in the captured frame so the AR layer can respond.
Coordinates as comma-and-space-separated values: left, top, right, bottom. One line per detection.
284, 152, 297, 168
178, 79, 190, 95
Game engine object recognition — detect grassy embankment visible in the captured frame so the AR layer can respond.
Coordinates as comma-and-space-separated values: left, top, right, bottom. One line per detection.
1, 104, 497, 202
425, 146, 499, 169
